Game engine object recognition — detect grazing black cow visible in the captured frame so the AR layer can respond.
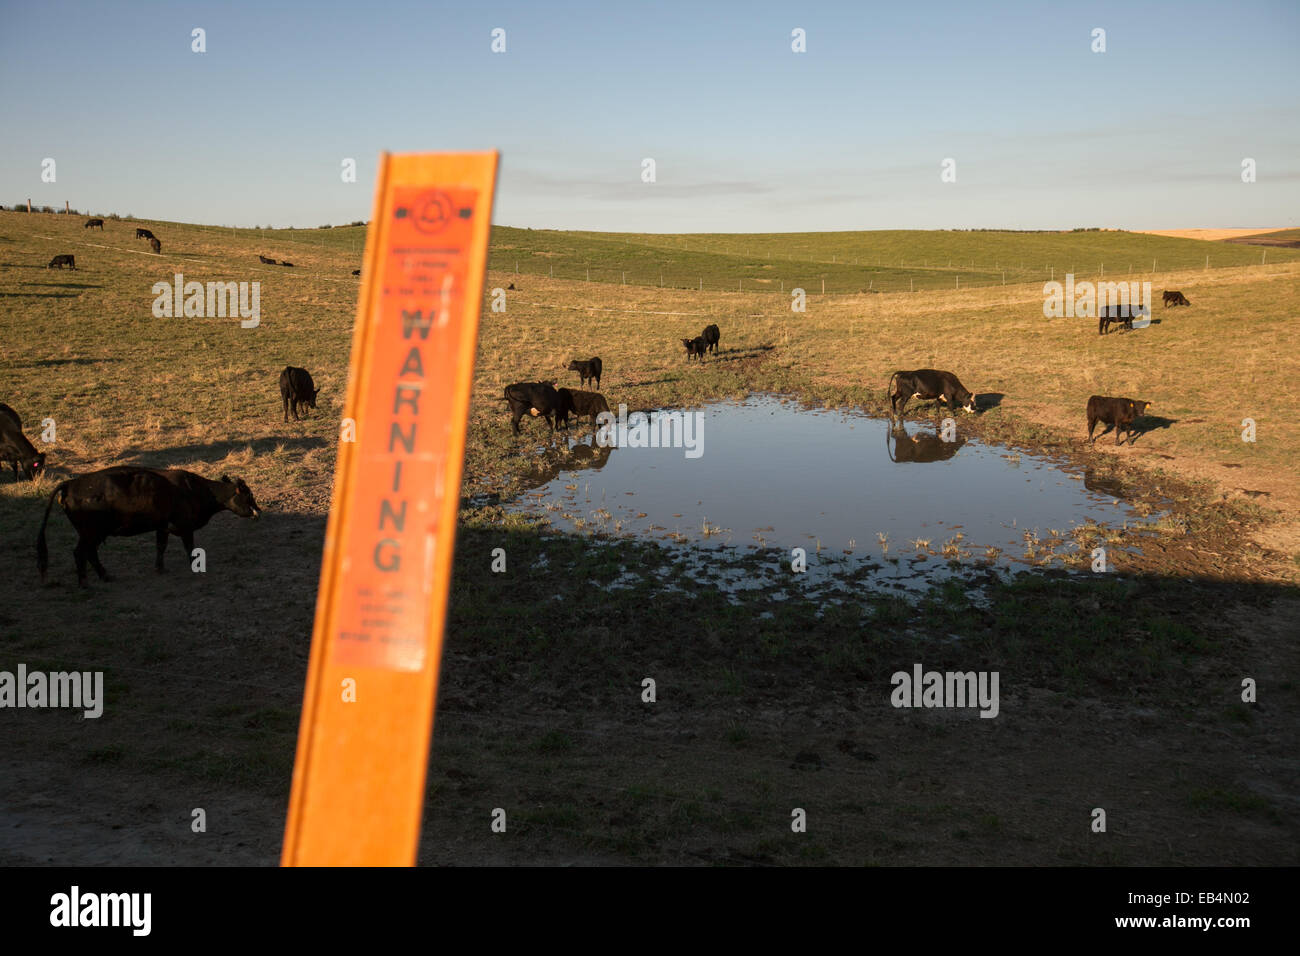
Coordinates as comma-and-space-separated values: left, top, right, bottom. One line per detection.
84, 218, 104, 230
682, 337, 707, 361
1163, 290, 1191, 307
556, 388, 611, 429
281, 261, 294, 268
507, 282, 516, 290
701, 323, 720, 354
148, 237, 161, 254
1086, 395, 1151, 446
888, 369, 977, 419
1098, 304, 1142, 335
279, 366, 319, 421
567, 356, 602, 390
47, 254, 75, 270
0, 403, 45, 481
36, 466, 261, 586
259, 254, 277, 265
351, 269, 360, 276
504, 381, 562, 434
136, 228, 156, 241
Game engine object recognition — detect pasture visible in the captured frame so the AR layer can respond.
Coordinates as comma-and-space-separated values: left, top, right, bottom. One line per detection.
1, 209, 1297, 865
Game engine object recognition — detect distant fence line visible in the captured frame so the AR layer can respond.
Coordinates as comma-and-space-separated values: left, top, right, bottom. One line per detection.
484, 255, 1272, 297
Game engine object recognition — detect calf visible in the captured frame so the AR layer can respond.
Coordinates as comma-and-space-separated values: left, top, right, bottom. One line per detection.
0, 402, 45, 481
556, 388, 611, 429
682, 337, 707, 361
351, 269, 361, 276
567, 356, 602, 390
504, 381, 562, 434
888, 369, 977, 418
148, 237, 161, 254
1098, 304, 1142, 335
47, 254, 75, 270
259, 254, 277, 265
701, 323, 720, 354
136, 228, 156, 241
36, 466, 260, 586
279, 366, 319, 421
84, 218, 104, 230
1086, 395, 1151, 446
1163, 290, 1190, 307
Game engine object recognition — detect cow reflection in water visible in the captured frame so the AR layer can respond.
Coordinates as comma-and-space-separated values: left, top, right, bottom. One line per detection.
523, 437, 614, 490
886, 424, 966, 464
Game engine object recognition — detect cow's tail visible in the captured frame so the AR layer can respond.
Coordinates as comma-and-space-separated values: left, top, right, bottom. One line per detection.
36, 481, 69, 581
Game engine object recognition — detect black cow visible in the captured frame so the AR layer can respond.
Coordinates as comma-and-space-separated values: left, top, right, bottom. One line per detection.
36, 466, 260, 586
1086, 395, 1151, 446
351, 269, 360, 276
84, 218, 104, 230
505, 381, 561, 434
888, 369, 977, 418
507, 282, 516, 290
0, 403, 45, 481
281, 261, 294, 268
701, 323, 720, 354
1163, 290, 1191, 307
682, 337, 707, 361
259, 254, 277, 265
1098, 304, 1142, 335
556, 388, 611, 429
148, 237, 161, 254
47, 254, 75, 270
136, 228, 156, 241
279, 366, 319, 421
567, 356, 602, 390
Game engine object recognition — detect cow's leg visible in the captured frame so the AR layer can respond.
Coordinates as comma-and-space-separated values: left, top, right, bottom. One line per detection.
1086, 418, 1097, 443
83, 536, 110, 582
155, 527, 168, 572
511, 409, 523, 434
283, 395, 290, 422
181, 531, 196, 566
73, 539, 89, 586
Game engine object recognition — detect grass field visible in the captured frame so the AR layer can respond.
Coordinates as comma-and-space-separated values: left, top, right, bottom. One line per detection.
1, 209, 1297, 865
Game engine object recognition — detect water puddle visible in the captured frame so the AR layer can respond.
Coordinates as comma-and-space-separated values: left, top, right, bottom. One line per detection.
508, 394, 1160, 594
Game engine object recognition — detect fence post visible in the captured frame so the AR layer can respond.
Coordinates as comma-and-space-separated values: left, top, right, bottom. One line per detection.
910, 278, 913, 292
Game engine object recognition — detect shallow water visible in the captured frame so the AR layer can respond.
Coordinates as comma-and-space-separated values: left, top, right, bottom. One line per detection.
509, 394, 1152, 590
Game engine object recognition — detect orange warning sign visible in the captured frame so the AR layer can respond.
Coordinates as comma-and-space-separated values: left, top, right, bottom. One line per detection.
282, 152, 498, 866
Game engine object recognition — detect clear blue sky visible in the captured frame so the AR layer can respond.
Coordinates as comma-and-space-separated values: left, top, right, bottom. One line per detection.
1, 0, 1295, 231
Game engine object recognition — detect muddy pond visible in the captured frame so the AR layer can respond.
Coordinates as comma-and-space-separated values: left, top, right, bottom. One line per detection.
509, 394, 1157, 592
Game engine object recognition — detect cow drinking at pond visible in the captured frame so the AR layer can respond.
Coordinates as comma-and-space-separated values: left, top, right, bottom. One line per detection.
1086, 395, 1151, 446
0, 402, 45, 481
888, 369, 977, 419
567, 356, 602, 390
36, 466, 261, 586
279, 366, 319, 421
556, 388, 611, 429
47, 254, 75, 270
505, 381, 562, 434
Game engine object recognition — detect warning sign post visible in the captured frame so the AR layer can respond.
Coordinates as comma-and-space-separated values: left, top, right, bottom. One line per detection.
282, 152, 498, 866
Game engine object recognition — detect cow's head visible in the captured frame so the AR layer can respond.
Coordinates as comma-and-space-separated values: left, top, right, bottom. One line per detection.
961, 390, 978, 414
1132, 401, 1150, 418
220, 475, 262, 519
25, 452, 45, 481
567, 360, 584, 372
308, 387, 319, 408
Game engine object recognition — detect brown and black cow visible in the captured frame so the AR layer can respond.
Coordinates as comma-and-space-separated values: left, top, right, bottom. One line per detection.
36, 466, 261, 585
